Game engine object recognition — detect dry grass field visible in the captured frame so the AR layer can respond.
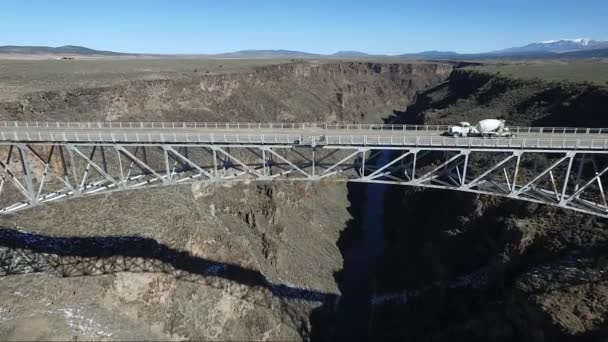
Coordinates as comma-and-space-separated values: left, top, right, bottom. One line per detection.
0, 58, 295, 101
466, 59, 608, 85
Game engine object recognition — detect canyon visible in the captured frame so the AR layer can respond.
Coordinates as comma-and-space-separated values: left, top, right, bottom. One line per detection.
0, 61, 607, 341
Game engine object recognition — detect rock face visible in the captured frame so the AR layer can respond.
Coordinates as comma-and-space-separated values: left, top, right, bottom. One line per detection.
404, 68, 608, 127
0, 62, 452, 123
0, 62, 452, 340
374, 69, 608, 341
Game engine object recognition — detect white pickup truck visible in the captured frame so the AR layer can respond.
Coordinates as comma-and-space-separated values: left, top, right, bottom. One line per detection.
447, 119, 515, 138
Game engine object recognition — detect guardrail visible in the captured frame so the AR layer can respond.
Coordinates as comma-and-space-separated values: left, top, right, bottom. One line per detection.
325, 135, 608, 150
1, 130, 608, 150
1, 121, 608, 135
0, 121, 449, 132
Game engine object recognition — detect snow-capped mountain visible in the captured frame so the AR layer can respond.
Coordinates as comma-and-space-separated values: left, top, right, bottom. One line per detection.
492, 38, 608, 55
541, 38, 591, 45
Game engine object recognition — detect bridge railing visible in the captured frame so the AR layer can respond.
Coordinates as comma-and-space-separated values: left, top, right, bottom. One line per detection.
323, 135, 608, 150
2, 130, 608, 150
2, 121, 608, 135
509, 126, 608, 135
0, 121, 451, 131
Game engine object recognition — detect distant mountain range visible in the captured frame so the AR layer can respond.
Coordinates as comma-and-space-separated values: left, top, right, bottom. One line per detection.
1, 39, 608, 59
491, 38, 608, 55
212, 49, 320, 58
397, 51, 461, 58
399, 39, 608, 59
0, 45, 128, 56
332, 51, 370, 57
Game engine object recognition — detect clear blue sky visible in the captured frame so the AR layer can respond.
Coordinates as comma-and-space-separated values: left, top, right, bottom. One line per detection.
1, 0, 607, 54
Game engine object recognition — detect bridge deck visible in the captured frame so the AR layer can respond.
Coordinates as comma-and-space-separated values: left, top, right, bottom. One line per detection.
1, 122, 608, 150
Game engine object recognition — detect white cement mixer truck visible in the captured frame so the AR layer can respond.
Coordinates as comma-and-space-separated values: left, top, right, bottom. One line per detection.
447, 119, 515, 138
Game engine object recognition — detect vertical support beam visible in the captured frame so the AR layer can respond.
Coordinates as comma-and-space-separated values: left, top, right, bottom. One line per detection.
35, 145, 54, 197
0, 145, 14, 194
559, 152, 575, 203
66, 145, 81, 194
411, 151, 418, 179
360, 149, 365, 177
163, 148, 172, 183
116, 147, 125, 187
312, 147, 316, 177
262, 148, 267, 177
58, 145, 71, 185
0, 173, 4, 199
549, 171, 559, 202
223, 147, 229, 171
18, 144, 37, 204
100, 146, 108, 173
461, 151, 470, 186
267, 149, 272, 175
2, 145, 14, 176
1, 145, 14, 197
36, 163, 48, 198
170, 146, 181, 176
503, 168, 511, 191
212, 147, 219, 180
511, 151, 522, 192
4, 145, 13, 166
141, 146, 148, 165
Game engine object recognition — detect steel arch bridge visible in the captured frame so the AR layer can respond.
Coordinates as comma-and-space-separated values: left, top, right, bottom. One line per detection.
1, 121, 608, 217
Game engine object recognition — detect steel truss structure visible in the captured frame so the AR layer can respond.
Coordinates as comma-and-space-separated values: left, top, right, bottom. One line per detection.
1, 141, 608, 217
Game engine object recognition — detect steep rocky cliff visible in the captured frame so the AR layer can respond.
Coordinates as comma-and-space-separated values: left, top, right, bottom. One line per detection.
374, 69, 608, 341
0, 62, 451, 123
404, 69, 608, 127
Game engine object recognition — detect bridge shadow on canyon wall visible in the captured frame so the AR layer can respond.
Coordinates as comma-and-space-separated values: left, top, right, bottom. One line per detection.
0, 227, 339, 339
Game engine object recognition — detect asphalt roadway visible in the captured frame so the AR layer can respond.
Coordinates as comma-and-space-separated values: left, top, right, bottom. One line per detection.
1, 124, 608, 150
